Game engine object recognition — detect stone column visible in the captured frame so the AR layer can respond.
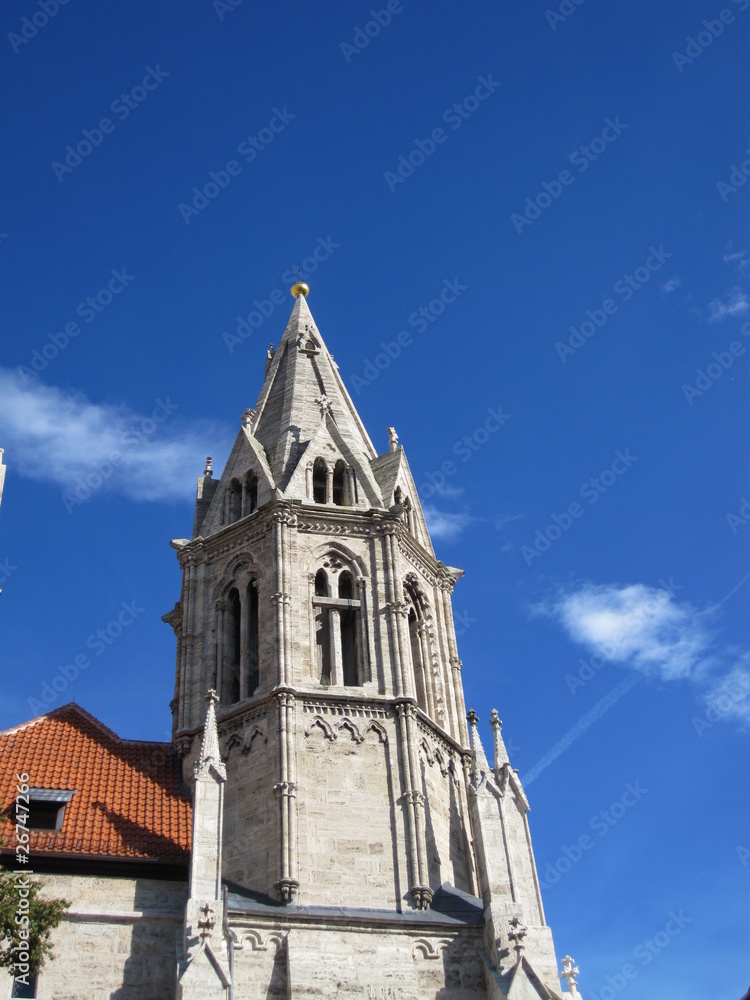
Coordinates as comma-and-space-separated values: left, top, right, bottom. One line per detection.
274, 691, 299, 903
325, 467, 333, 505
329, 609, 342, 686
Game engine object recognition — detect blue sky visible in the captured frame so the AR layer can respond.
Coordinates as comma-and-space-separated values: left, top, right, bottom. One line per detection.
1, 0, 749, 995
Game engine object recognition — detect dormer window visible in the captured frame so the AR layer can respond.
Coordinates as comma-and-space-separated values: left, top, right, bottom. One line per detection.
26, 789, 75, 831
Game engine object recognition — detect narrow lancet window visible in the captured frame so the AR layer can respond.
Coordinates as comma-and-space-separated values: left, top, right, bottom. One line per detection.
315, 569, 331, 683
246, 579, 259, 697
223, 587, 241, 704
313, 459, 327, 504
339, 571, 360, 686
332, 460, 346, 506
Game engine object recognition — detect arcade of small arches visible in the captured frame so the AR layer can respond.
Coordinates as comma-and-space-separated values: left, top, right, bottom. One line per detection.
221, 470, 259, 526
308, 457, 357, 506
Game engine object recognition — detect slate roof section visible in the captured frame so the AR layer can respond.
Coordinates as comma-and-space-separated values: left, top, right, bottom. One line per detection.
225, 880, 484, 927
0, 703, 191, 862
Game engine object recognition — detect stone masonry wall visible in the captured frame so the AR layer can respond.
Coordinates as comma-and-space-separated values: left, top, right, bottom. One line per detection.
0, 873, 186, 1000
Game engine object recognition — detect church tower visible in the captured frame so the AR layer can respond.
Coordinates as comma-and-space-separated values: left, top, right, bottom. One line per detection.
165, 284, 579, 999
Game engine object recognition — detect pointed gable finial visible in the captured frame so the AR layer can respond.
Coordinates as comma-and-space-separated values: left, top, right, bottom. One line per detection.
467, 709, 492, 784
291, 280, 310, 298
560, 955, 581, 997
194, 689, 226, 780
490, 708, 510, 767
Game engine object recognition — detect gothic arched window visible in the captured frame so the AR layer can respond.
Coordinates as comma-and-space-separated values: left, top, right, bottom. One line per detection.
405, 583, 429, 713
313, 459, 327, 504
338, 571, 361, 686
223, 587, 241, 705
246, 579, 259, 697
314, 569, 331, 684
226, 479, 242, 523
332, 460, 346, 506
244, 472, 258, 516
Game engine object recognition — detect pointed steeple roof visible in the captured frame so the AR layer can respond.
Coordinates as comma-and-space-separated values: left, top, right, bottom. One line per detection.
490, 708, 510, 767
194, 690, 226, 782
249, 288, 378, 491
467, 709, 492, 785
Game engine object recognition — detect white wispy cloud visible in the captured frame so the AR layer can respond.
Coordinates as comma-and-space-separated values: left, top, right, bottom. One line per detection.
495, 512, 525, 531
662, 278, 682, 293
706, 287, 749, 323
537, 581, 750, 726
0, 369, 231, 503
722, 248, 749, 272
422, 504, 472, 541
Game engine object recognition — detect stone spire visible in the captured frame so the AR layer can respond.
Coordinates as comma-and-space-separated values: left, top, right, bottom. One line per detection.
248, 287, 378, 491
194, 689, 225, 783
489, 708, 510, 768
467, 708, 492, 784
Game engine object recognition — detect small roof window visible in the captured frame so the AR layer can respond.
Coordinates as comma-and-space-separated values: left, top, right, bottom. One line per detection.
26, 789, 75, 832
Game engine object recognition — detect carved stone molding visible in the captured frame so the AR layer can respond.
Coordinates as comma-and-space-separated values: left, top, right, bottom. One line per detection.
411, 937, 451, 960
234, 928, 287, 954
273, 780, 297, 799
273, 878, 299, 904
410, 885, 433, 910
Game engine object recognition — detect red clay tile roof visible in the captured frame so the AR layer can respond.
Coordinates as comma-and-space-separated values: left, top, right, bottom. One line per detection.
0, 704, 191, 862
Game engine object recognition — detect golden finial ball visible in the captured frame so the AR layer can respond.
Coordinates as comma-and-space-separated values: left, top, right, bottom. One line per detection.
290, 281, 310, 298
